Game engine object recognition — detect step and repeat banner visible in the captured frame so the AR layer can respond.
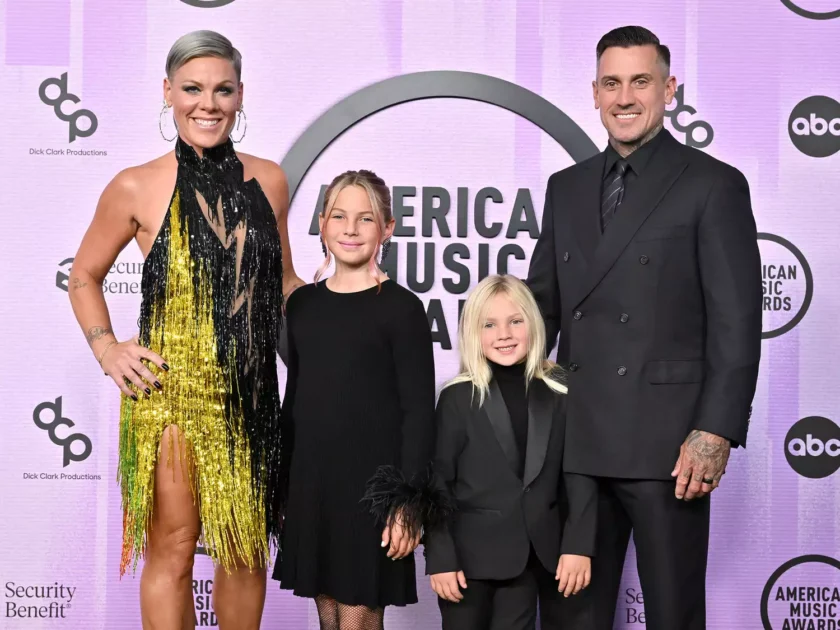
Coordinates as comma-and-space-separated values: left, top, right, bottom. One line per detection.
1, 0, 839, 628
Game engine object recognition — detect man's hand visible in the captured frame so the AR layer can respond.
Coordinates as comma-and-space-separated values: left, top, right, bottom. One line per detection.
671, 430, 730, 500
430, 571, 467, 603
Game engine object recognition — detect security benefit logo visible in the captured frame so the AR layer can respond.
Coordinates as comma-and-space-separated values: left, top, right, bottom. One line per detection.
785, 416, 840, 479
56, 257, 143, 294
5, 582, 76, 621
758, 234, 813, 339
38, 73, 97, 143
193, 547, 218, 627
622, 587, 646, 624
789, 96, 840, 158
762, 555, 840, 629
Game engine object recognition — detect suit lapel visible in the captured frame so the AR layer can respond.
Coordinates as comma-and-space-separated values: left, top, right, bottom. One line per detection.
569, 154, 606, 264
522, 380, 555, 488
570, 134, 688, 309
483, 380, 521, 477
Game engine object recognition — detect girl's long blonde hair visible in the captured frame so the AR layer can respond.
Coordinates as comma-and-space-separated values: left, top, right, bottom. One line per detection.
445, 274, 567, 406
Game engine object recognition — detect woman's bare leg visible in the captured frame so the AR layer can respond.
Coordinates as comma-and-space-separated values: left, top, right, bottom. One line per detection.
139, 425, 201, 630
213, 557, 267, 630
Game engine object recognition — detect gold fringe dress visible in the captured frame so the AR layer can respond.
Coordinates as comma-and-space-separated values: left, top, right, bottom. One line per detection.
118, 137, 283, 576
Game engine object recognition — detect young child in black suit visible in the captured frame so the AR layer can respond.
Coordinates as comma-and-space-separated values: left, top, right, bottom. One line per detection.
425, 274, 597, 630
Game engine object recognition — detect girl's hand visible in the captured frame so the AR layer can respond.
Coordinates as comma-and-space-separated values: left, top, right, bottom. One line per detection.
381, 507, 421, 560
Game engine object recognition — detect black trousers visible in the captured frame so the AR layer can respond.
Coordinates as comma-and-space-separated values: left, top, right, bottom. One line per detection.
560, 478, 710, 630
439, 547, 573, 630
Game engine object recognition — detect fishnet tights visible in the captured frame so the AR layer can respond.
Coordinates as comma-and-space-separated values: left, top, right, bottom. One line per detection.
315, 594, 384, 630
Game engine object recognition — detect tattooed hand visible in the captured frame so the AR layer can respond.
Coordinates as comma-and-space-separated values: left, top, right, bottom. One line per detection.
671, 430, 730, 501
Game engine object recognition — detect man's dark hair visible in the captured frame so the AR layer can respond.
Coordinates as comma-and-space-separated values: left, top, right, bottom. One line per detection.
596, 26, 670, 73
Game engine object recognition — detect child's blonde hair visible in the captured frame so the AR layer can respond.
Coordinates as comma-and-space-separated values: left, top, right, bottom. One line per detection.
445, 274, 567, 405
315, 170, 392, 288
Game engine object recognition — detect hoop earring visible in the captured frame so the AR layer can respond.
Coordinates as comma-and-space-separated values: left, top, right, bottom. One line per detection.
158, 101, 177, 142
231, 107, 247, 143
380, 238, 392, 262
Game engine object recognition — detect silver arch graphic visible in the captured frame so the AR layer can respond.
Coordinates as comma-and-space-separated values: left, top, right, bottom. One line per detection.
280, 70, 600, 202
179, 0, 237, 7
780, 0, 840, 20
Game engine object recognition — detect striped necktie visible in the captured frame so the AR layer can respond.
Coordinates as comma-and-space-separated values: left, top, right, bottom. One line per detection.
601, 159, 629, 231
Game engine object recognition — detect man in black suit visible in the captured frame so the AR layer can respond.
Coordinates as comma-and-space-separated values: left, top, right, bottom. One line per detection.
526, 26, 762, 629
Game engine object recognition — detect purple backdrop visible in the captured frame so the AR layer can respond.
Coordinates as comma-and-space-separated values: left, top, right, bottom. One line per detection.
2, 0, 839, 628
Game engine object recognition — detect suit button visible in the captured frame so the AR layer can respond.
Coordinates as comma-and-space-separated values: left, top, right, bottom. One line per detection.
620, 313, 629, 323
524, 486, 531, 493
639, 255, 649, 265
617, 366, 627, 376
573, 310, 582, 320
563, 251, 570, 262
569, 363, 579, 372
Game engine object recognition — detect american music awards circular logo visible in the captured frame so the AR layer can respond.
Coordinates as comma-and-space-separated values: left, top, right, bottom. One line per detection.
757, 233, 813, 339
761, 555, 840, 629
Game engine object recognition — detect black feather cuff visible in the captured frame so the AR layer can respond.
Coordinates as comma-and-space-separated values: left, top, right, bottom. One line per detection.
360, 464, 455, 541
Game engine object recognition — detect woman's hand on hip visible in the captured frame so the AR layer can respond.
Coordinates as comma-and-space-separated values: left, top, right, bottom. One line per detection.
101, 336, 168, 399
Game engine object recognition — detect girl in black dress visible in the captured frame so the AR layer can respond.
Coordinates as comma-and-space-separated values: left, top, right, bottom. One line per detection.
274, 170, 450, 629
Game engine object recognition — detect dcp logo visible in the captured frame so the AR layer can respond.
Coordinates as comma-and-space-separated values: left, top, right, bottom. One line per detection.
179, 0, 237, 6
56, 257, 73, 291
784, 416, 840, 479
788, 95, 840, 157
38, 73, 98, 143
33, 397, 92, 467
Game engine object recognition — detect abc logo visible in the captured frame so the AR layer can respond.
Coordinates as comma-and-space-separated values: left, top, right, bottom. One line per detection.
788, 96, 840, 157
784, 416, 840, 479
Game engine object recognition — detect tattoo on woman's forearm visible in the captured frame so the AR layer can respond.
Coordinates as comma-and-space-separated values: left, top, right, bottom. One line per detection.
72, 278, 88, 290
86, 326, 113, 345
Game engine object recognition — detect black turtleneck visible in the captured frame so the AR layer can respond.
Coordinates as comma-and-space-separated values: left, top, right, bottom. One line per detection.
490, 360, 528, 477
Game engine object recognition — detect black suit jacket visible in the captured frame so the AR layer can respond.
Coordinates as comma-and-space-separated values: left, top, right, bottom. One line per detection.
424, 379, 597, 580
526, 129, 762, 480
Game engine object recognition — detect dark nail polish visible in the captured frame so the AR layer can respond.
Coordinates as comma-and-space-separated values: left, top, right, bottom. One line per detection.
162, 363, 170, 371
154, 381, 162, 389
131, 395, 138, 401
145, 388, 151, 395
